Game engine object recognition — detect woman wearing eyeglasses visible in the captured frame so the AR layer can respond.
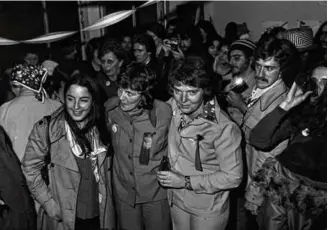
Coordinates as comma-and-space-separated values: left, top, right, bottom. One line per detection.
104, 62, 172, 230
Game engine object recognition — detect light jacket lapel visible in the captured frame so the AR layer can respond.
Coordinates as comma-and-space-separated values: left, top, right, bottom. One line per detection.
48, 108, 80, 172
260, 81, 288, 112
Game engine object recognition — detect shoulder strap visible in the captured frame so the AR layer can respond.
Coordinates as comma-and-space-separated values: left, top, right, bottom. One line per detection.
44, 115, 51, 164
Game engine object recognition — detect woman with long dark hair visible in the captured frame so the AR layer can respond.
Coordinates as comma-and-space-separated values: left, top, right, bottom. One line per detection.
22, 74, 115, 230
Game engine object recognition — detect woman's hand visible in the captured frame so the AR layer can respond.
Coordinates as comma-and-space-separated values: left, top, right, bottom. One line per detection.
157, 171, 185, 188
279, 82, 312, 111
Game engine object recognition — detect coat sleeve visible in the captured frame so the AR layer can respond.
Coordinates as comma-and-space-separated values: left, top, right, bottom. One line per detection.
190, 122, 243, 194
249, 106, 292, 150
21, 119, 53, 206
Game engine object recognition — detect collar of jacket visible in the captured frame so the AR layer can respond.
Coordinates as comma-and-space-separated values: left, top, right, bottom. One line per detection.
46, 106, 108, 171
171, 97, 222, 128
105, 97, 157, 127
47, 106, 66, 143
248, 80, 288, 112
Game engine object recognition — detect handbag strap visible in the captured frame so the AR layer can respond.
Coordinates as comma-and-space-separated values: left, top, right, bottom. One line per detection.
44, 115, 51, 166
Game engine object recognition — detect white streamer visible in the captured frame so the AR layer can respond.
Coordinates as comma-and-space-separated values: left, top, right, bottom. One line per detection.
81, 10, 134, 31
0, 0, 157, 46
23, 31, 76, 44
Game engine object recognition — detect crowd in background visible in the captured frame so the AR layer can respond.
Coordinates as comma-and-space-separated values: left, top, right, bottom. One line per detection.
0, 10, 326, 230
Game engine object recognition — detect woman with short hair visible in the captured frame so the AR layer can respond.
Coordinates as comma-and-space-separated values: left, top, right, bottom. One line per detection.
157, 56, 243, 230
105, 62, 172, 230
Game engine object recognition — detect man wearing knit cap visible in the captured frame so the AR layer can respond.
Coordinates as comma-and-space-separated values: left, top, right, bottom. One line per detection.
225, 39, 257, 125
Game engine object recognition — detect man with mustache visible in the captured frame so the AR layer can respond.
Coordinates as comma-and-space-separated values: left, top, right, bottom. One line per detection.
240, 37, 301, 228
225, 39, 257, 125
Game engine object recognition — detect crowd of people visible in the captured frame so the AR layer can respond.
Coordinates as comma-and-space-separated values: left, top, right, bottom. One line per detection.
0, 13, 326, 230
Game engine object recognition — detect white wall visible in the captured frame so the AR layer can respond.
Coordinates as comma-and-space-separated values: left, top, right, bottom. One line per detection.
168, 1, 327, 41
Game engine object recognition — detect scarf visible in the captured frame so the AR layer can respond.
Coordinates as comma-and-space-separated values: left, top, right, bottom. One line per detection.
11, 64, 48, 102
65, 121, 106, 182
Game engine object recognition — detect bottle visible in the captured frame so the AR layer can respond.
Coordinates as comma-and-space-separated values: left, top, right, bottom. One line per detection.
158, 156, 171, 171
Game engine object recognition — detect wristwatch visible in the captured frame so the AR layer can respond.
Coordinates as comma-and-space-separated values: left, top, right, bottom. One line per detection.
184, 176, 193, 190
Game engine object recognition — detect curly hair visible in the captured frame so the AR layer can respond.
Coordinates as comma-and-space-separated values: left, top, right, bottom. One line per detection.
117, 62, 156, 110
132, 33, 156, 58
99, 38, 126, 62
168, 56, 214, 102
64, 74, 110, 156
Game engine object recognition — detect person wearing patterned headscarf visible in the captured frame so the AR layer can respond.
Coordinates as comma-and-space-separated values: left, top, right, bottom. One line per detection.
0, 64, 61, 162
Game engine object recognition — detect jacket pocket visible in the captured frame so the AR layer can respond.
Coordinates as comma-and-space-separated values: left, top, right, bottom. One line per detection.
183, 190, 215, 211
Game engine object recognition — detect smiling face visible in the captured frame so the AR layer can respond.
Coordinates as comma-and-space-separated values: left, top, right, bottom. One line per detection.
65, 85, 93, 124
117, 87, 142, 112
255, 57, 281, 89
208, 40, 220, 58
173, 84, 204, 116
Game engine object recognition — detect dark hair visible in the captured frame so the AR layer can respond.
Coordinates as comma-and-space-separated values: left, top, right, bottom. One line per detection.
255, 38, 301, 87
314, 21, 327, 46
99, 38, 126, 62
168, 56, 214, 102
197, 20, 220, 40
147, 23, 166, 40
179, 25, 203, 46
289, 65, 327, 138
132, 33, 156, 58
117, 62, 156, 110
224, 22, 238, 44
63, 74, 110, 155
85, 37, 102, 62
218, 38, 232, 50
205, 34, 222, 49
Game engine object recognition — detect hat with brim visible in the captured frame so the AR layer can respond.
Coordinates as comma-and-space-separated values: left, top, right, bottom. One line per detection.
283, 27, 317, 53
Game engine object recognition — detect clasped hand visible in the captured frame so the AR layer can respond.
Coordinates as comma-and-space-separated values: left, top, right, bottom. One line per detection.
157, 171, 185, 188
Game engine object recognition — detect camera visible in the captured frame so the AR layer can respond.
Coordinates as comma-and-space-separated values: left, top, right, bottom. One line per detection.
164, 39, 179, 52
230, 77, 248, 94
295, 73, 317, 95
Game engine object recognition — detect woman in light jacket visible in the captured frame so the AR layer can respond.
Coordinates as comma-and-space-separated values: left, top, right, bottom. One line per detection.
22, 74, 115, 230
157, 56, 243, 230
